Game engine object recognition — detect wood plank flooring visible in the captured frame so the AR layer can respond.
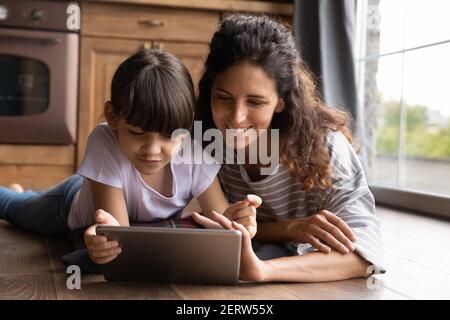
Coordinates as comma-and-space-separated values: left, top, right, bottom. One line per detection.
0, 206, 449, 300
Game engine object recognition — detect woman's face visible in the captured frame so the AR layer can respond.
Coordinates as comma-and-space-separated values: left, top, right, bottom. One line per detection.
211, 62, 284, 150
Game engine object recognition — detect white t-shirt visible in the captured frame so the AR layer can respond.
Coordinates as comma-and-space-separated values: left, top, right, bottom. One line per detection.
67, 123, 220, 230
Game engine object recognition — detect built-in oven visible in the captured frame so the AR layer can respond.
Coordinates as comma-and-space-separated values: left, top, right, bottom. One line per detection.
0, 0, 79, 144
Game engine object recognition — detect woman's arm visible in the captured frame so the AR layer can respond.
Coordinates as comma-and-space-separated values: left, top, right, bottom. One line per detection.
261, 251, 370, 282
195, 177, 229, 217
89, 179, 130, 226
195, 212, 371, 282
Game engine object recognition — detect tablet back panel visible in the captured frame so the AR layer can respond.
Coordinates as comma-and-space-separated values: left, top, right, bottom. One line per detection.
96, 226, 241, 285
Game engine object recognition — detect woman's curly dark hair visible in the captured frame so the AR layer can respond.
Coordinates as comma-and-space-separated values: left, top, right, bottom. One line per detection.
195, 14, 353, 191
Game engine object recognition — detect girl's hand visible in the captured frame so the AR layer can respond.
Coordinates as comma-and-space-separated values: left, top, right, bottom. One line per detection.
287, 210, 357, 254
223, 194, 262, 238
83, 209, 122, 265
192, 211, 268, 282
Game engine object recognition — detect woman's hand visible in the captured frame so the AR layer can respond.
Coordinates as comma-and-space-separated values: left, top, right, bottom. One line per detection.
287, 210, 357, 254
196, 194, 261, 238
224, 194, 261, 238
192, 211, 268, 282
83, 209, 122, 265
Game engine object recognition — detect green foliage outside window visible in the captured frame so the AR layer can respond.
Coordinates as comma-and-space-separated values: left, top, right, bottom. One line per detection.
376, 100, 450, 159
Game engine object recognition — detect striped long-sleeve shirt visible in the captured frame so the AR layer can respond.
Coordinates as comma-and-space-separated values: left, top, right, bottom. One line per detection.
218, 130, 385, 273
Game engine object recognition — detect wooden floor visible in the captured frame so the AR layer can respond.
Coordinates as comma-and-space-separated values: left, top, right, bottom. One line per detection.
0, 206, 449, 300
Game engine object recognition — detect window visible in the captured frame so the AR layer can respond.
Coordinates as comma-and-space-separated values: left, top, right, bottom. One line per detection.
356, 0, 450, 200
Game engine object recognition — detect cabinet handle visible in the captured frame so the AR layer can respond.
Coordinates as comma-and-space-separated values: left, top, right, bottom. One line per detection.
141, 42, 152, 50
137, 19, 165, 27
152, 42, 164, 50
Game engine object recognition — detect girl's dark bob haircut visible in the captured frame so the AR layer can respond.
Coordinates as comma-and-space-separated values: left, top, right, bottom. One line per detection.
109, 49, 195, 135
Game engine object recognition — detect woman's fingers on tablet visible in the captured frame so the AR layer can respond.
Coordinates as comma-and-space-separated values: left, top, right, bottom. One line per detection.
231, 221, 252, 247
211, 211, 233, 230
191, 212, 222, 229
235, 216, 257, 238
245, 225, 257, 238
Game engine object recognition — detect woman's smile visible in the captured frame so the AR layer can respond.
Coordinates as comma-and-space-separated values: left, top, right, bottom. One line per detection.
227, 125, 253, 135
211, 61, 284, 149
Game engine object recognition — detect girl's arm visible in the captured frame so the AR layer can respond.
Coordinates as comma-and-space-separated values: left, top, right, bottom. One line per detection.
195, 177, 229, 217
84, 179, 129, 265
89, 179, 130, 226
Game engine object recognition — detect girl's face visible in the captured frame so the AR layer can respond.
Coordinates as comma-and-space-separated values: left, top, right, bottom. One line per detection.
112, 119, 184, 176
211, 62, 284, 150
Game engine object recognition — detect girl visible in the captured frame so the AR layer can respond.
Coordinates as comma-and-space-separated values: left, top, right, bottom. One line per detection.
191, 15, 385, 282
0, 49, 259, 268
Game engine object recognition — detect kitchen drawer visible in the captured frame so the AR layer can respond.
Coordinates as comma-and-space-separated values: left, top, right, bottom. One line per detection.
82, 3, 219, 43
0, 145, 75, 166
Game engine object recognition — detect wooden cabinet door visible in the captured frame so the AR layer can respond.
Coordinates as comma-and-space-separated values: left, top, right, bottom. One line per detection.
153, 41, 210, 89
77, 37, 210, 164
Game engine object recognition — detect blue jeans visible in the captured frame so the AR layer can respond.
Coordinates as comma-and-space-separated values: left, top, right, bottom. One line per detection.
0, 175, 83, 237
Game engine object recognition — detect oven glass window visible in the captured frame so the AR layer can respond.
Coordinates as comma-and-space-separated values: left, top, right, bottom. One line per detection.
0, 54, 49, 116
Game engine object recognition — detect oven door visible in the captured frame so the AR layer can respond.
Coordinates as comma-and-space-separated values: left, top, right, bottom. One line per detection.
0, 28, 78, 144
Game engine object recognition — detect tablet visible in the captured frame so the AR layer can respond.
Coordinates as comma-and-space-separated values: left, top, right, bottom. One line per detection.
96, 226, 242, 285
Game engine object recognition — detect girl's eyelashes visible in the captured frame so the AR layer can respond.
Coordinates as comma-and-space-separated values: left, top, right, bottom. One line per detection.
128, 129, 145, 136
216, 95, 232, 101
127, 129, 175, 140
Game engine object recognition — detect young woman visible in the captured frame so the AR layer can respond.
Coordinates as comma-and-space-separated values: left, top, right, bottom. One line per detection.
0, 49, 259, 267
192, 14, 385, 282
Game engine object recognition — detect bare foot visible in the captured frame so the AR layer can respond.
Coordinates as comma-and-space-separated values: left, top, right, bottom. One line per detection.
8, 183, 24, 193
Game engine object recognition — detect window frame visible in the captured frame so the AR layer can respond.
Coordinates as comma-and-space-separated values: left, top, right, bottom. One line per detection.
355, 0, 450, 219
